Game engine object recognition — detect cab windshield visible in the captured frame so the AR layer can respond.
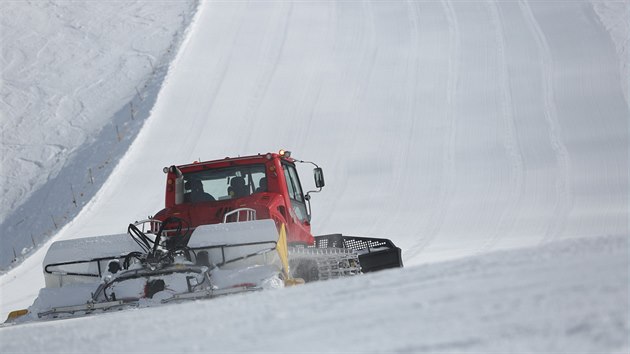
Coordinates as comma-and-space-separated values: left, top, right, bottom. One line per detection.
182, 164, 266, 203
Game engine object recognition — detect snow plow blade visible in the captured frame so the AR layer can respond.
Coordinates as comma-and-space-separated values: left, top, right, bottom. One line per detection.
314, 234, 403, 272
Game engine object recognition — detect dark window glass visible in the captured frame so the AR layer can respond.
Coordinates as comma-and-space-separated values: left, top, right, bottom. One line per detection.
282, 164, 308, 221
182, 164, 266, 202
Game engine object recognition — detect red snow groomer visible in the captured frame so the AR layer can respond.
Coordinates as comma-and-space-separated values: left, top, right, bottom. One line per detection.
7, 151, 401, 323
154, 150, 403, 281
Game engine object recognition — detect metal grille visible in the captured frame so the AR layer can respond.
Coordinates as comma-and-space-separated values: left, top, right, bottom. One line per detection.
343, 238, 389, 251
313, 234, 395, 253
289, 247, 361, 280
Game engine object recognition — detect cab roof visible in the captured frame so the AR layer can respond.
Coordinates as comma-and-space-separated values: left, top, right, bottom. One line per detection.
175, 152, 295, 171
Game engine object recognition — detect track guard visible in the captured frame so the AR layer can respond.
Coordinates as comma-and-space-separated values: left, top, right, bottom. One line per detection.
313, 234, 403, 273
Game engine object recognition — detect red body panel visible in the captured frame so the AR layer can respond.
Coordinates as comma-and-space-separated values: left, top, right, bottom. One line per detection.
154, 153, 314, 245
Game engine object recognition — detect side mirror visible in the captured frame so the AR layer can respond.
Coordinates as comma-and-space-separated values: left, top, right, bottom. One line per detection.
314, 167, 325, 188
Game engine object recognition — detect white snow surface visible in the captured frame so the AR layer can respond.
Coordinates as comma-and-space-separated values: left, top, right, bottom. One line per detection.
593, 0, 630, 105
0, 0, 197, 268
1, 235, 628, 353
0, 0, 628, 352
0, 1, 193, 219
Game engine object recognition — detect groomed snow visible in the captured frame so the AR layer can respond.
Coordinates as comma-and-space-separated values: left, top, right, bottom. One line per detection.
1, 235, 627, 353
0, 0, 628, 352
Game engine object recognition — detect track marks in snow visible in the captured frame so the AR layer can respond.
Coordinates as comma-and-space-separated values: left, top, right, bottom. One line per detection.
384, 1, 421, 237
178, 3, 243, 157
282, 2, 341, 158
358, 1, 417, 236
476, 1, 525, 254
241, 3, 293, 150
289, 4, 337, 153
315, 2, 379, 231
519, 0, 573, 244
405, 0, 460, 261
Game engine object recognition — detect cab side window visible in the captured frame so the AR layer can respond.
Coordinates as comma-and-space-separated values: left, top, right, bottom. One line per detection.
282, 164, 308, 222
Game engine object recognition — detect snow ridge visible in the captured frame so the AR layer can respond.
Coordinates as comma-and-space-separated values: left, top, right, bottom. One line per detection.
0, 1, 199, 271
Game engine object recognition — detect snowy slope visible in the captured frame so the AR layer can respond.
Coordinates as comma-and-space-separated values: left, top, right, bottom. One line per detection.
0, 0, 628, 351
0, 235, 627, 353
4, 0, 625, 258
0, 1, 197, 269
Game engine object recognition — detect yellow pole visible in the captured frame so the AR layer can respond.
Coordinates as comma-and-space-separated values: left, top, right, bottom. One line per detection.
276, 224, 304, 286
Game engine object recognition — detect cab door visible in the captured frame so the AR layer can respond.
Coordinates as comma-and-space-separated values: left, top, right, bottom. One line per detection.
281, 163, 313, 245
